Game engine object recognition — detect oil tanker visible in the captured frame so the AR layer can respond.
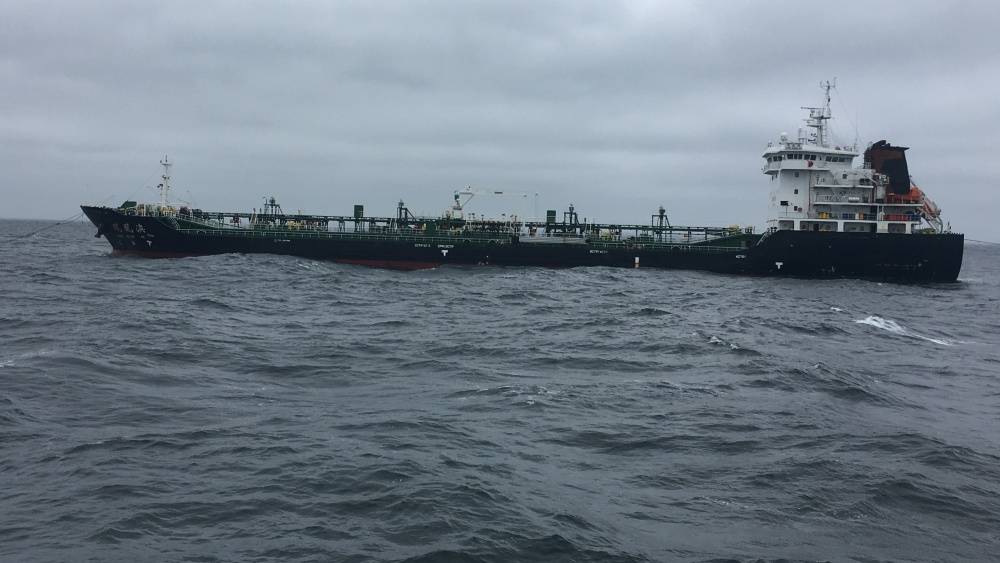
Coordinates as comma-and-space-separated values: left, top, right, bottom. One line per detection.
82, 83, 963, 282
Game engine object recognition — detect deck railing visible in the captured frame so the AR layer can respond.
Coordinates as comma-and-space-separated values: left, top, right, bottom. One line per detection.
814, 195, 872, 203
173, 227, 514, 246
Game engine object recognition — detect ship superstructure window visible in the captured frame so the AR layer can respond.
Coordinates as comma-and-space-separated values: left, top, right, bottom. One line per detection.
787, 153, 846, 162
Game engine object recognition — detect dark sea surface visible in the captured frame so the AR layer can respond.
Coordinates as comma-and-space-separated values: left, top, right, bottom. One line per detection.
2, 219, 999, 563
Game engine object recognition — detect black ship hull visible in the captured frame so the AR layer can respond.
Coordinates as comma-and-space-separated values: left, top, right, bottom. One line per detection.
82, 206, 964, 282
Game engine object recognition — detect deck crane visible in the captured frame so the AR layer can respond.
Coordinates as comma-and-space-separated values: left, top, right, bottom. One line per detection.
445, 186, 539, 221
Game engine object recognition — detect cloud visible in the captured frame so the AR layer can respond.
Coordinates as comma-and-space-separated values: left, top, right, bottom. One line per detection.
1, 0, 997, 237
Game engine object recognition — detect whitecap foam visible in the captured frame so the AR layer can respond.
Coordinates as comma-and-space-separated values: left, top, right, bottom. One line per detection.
854, 315, 952, 346
707, 335, 742, 350
0, 349, 55, 368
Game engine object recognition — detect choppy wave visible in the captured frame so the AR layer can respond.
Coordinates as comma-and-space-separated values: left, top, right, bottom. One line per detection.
854, 315, 953, 346
2, 221, 1000, 562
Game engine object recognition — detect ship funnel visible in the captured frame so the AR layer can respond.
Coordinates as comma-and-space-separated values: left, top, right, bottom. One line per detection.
865, 140, 911, 194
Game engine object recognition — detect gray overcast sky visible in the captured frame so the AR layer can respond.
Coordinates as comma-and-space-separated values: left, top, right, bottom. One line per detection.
2, 0, 998, 238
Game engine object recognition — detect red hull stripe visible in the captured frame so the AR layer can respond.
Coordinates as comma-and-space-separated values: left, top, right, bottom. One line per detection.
111, 249, 203, 258
335, 258, 442, 270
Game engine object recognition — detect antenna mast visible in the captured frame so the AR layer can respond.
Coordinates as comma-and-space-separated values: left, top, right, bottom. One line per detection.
801, 78, 835, 147
159, 155, 172, 208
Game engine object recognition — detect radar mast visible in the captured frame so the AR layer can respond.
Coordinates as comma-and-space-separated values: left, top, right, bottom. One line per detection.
159, 155, 172, 208
801, 79, 835, 147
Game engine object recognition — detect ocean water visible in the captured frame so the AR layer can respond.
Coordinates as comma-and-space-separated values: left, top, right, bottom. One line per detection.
2, 219, 999, 563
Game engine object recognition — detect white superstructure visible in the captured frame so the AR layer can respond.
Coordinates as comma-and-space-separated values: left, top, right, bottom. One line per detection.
764, 81, 941, 234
